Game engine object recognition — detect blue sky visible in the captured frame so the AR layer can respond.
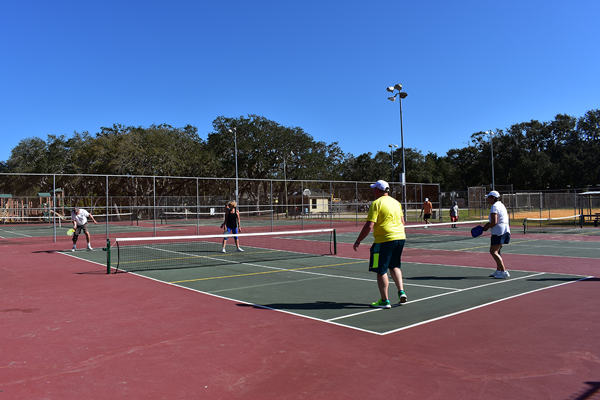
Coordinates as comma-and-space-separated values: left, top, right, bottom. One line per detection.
1, 0, 598, 164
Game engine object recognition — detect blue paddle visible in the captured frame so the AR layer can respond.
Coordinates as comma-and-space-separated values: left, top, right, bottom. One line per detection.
471, 225, 484, 238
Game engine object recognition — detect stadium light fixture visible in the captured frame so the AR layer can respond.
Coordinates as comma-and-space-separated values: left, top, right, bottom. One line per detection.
387, 84, 403, 93
387, 84, 408, 213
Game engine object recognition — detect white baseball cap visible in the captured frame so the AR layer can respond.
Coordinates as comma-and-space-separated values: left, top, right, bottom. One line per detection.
370, 180, 389, 191
486, 190, 500, 198
424, 198, 429, 201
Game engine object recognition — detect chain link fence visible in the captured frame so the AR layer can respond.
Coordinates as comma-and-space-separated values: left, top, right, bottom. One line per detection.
0, 173, 440, 244
439, 185, 597, 224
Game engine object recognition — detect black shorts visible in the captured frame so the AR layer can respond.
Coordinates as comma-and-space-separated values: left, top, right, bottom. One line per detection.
491, 232, 510, 245
369, 240, 405, 275
424, 213, 431, 219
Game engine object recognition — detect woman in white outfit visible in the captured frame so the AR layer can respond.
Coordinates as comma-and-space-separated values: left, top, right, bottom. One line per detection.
482, 191, 511, 279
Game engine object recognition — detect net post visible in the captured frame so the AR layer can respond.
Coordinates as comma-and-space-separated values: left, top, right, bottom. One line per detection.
333, 229, 337, 255
103, 238, 111, 274
523, 218, 527, 234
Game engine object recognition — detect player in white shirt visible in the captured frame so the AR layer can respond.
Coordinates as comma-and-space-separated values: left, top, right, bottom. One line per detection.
70, 206, 97, 251
482, 191, 511, 279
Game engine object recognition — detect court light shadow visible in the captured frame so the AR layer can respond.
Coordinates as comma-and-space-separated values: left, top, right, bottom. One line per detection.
526, 277, 591, 282
569, 381, 600, 400
237, 301, 370, 311
75, 270, 108, 275
407, 275, 474, 281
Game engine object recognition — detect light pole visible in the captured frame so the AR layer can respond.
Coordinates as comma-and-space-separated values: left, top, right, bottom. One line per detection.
276, 151, 293, 216
485, 130, 495, 190
388, 143, 398, 184
227, 128, 239, 205
387, 83, 408, 214
281, 155, 288, 215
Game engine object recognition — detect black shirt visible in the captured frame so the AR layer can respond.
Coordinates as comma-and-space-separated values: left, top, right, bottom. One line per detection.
225, 208, 238, 229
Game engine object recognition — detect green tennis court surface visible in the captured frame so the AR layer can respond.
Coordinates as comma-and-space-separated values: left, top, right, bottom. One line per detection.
61, 246, 589, 335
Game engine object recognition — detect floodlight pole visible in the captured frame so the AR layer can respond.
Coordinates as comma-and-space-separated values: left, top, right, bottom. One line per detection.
275, 151, 293, 216
388, 143, 398, 184
283, 156, 287, 215
485, 130, 495, 190
228, 128, 239, 205
387, 84, 408, 214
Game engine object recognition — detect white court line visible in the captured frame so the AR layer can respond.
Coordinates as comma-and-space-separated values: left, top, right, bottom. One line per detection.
54, 250, 381, 335
54, 249, 593, 336
328, 272, 546, 322
509, 243, 600, 251
0, 228, 32, 237
380, 275, 592, 336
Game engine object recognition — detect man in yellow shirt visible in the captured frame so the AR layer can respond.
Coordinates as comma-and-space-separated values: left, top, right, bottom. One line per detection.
353, 180, 407, 308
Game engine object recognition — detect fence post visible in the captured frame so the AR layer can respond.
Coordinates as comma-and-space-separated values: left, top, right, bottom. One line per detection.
153, 176, 156, 236
106, 175, 109, 240
270, 180, 274, 232
53, 174, 56, 243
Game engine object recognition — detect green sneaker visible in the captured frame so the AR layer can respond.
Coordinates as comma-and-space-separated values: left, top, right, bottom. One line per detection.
398, 291, 408, 304
371, 299, 391, 309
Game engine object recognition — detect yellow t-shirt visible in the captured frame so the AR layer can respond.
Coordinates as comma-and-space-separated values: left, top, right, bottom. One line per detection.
367, 195, 406, 243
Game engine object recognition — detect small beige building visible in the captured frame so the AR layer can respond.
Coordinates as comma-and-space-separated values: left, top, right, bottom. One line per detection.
288, 188, 331, 215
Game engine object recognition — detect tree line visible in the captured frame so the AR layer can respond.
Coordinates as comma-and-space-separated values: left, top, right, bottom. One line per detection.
1, 110, 598, 193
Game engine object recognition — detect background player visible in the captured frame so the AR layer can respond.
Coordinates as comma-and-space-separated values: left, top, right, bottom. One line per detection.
70, 206, 97, 251
221, 201, 244, 253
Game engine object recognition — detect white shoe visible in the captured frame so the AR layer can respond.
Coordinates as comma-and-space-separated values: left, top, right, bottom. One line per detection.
494, 271, 510, 279
87, 246, 93, 251
237, 247, 244, 252
489, 270, 499, 277
71, 247, 76, 252
221, 248, 226, 253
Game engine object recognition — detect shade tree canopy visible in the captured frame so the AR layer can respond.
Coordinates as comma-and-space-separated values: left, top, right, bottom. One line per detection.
2, 110, 598, 192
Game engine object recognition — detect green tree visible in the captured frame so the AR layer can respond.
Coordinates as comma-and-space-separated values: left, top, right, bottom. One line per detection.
207, 115, 346, 203
576, 109, 600, 186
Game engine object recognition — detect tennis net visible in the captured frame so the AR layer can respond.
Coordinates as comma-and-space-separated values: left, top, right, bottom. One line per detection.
161, 210, 273, 225
523, 215, 582, 234
92, 213, 135, 225
403, 219, 489, 244
114, 228, 336, 273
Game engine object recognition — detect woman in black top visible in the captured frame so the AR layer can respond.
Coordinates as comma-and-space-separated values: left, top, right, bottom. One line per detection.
220, 201, 243, 253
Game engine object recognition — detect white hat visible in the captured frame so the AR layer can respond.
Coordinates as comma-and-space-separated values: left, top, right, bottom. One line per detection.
370, 180, 389, 191
424, 198, 429, 202
486, 190, 500, 198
